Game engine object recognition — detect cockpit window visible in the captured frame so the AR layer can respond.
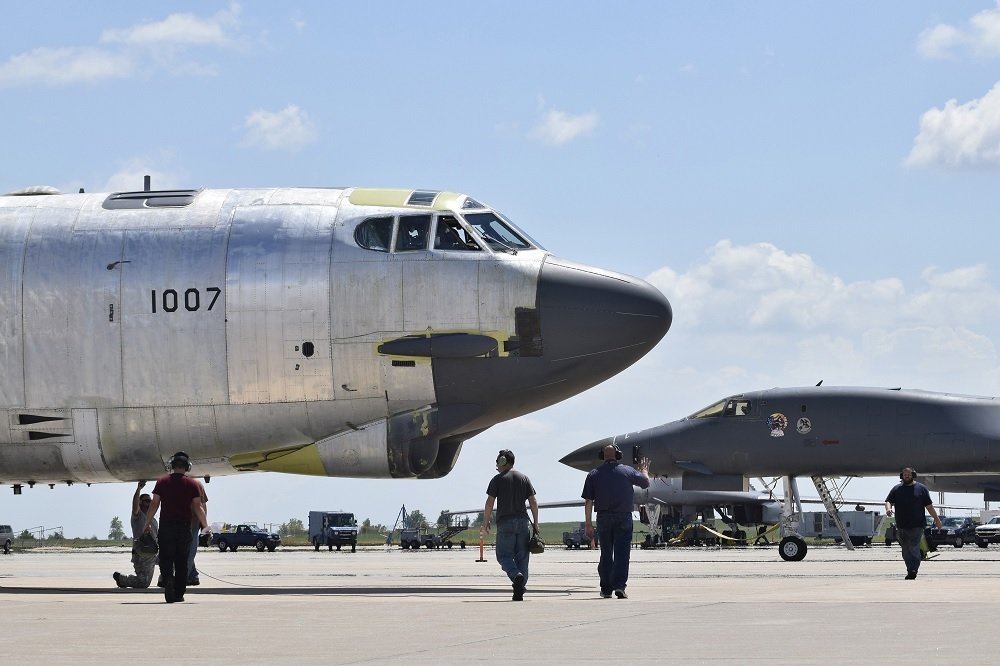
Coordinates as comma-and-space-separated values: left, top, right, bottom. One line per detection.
354, 216, 394, 252
395, 214, 431, 252
723, 400, 753, 416
463, 212, 532, 253
434, 215, 481, 251
690, 398, 752, 419
690, 399, 726, 419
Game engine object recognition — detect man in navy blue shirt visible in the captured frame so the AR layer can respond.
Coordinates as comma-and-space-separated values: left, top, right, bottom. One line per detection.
885, 466, 941, 580
582, 443, 649, 599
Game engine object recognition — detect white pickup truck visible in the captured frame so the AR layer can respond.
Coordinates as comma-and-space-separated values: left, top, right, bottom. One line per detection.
975, 516, 1000, 548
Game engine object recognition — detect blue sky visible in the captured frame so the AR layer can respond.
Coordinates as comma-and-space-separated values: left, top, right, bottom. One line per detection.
3, 2, 1000, 537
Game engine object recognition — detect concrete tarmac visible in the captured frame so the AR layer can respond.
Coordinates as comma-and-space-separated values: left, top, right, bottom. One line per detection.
2, 542, 998, 663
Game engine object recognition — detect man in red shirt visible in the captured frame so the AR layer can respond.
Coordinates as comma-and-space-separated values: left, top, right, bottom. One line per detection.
142, 452, 209, 603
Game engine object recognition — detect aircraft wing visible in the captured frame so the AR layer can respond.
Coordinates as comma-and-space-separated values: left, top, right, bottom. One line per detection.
440, 499, 584, 519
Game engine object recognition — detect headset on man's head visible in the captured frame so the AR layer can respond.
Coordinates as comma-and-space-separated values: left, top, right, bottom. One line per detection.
496, 449, 514, 467
169, 451, 192, 472
900, 466, 917, 481
598, 443, 623, 461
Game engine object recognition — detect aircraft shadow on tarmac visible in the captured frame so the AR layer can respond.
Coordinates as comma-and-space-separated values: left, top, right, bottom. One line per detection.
0, 585, 572, 597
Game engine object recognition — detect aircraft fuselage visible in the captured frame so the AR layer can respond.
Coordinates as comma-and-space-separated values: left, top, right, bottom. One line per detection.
1, 186, 671, 485
561, 386, 1000, 487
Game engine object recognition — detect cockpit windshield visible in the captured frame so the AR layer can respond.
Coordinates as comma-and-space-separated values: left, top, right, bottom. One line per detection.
690, 399, 726, 419
463, 211, 533, 253
689, 398, 753, 419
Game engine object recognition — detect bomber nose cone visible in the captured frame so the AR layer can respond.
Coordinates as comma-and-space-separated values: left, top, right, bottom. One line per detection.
559, 437, 613, 472
537, 257, 672, 369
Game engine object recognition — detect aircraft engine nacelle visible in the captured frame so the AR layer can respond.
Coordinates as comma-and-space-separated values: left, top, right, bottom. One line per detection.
761, 501, 783, 524
250, 406, 465, 479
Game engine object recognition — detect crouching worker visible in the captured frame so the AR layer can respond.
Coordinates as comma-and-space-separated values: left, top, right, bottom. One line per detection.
113, 481, 158, 588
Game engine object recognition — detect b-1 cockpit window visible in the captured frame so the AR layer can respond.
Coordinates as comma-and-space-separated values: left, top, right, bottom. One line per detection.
354, 216, 394, 252
691, 398, 752, 419
723, 400, 753, 416
434, 215, 481, 251
396, 214, 431, 252
463, 211, 532, 253
690, 399, 727, 419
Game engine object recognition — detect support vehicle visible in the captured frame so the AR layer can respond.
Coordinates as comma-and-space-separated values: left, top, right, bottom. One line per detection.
211, 524, 281, 552
976, 516, 1000, 547
1, 524, 13, 554
797, 510, 877, 546
309, 511, 358, 552
562, 523, 594, 549
926, 516, 977, 549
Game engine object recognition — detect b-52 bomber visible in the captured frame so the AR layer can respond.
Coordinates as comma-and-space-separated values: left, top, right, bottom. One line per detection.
560, 385, 1000, 559
0, 184, 671, 490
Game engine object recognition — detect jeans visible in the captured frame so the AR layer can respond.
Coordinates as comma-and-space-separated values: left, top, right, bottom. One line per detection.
596, 512, 634, 593
897, 526, 924, 573
188, 524, 200, 581
495, 515, 531, 585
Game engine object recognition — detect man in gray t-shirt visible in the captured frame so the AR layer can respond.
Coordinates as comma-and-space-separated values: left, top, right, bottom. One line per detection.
113, 481, 159, 589
482, 449, 539, 601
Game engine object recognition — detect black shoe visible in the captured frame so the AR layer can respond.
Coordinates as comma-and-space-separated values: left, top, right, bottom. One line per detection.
905, 571, 917, 580
614, 589, 628, 599
156, 576, 165, 589
175, 595, 185, 602
164, 587, 176, 603
113, 572, 126, 588
512, 573, 525, 601
600, 591, 612, 599
187, 577, 200, 586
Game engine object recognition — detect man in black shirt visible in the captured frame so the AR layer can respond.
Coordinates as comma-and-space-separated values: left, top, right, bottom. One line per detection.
482, 449, 539, 601
885, 466, 941, 579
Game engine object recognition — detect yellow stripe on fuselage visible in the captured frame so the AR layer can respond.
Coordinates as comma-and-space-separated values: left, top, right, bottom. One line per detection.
348, 188, 462, 211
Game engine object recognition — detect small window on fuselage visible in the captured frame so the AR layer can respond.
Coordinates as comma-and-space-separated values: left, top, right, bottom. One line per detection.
396, 214, 431, 252
354, 216, 394, 252
434, 215, 481, 251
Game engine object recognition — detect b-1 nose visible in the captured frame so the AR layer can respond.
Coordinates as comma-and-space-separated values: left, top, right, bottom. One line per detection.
537, 257, 672, 367
559, 437, 614, 472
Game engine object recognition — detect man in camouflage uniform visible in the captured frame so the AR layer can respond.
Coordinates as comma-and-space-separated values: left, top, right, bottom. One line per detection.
113, 481, 158, 588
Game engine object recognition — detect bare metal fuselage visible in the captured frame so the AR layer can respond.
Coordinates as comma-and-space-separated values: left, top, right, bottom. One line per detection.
0, 187, 672, 486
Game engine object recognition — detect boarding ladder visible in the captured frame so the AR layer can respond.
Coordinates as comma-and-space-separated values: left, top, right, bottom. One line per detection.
811, 475, 854, 550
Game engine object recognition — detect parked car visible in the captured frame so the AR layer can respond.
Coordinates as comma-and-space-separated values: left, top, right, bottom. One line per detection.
975, 516, 1000, 548
925, 516, 978, 549
0, 524, 14, 554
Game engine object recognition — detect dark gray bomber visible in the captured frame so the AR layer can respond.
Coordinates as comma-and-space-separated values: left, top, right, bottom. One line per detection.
561, 386, 1000, 489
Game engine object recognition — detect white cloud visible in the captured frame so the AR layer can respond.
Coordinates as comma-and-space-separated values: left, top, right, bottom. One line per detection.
0, 47, 133, 87
0, 4, 244, 88
645, 241, 1000, 396
102, 158, 186, 193
904, 82, 1000, 169
241, 104, 319, 152
100, 3, 241, 47
917, 2, 1000, 59
531, 105, 599, 146
916, 24, 964, 59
